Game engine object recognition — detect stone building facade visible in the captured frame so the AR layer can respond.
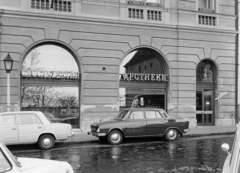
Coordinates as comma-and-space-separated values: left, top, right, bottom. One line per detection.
0, 0, 238, 132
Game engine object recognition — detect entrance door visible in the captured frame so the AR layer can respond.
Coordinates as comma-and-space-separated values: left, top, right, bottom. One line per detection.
196, 90, 214, 126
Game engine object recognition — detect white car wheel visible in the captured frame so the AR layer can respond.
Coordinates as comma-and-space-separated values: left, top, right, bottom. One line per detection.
165, 129, 178, 141
38, 134, 55, 150
107, 130, 123, 145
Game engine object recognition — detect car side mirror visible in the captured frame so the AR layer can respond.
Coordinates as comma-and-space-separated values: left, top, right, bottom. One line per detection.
221, 143, 230, 155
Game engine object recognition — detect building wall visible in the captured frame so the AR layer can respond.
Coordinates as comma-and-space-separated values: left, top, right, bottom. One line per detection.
0, 0, 237, 131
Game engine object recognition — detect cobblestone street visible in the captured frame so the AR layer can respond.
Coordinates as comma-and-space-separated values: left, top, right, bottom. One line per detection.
9, 135, 234, 173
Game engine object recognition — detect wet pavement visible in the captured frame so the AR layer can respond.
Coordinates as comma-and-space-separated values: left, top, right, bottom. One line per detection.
9, 135, 234, 173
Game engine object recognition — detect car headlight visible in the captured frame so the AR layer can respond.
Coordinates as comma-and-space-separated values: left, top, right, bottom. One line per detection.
96, 127, 100, 133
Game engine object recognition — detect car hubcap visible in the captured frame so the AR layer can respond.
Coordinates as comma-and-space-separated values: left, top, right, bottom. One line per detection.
43, 138, 51, 146
168, 130, 177, 139
111, 133, 121, 143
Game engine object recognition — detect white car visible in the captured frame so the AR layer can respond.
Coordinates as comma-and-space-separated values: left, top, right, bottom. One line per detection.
221, 124, 238, 173
0, 111, 74, 150
0, 139, 74, 173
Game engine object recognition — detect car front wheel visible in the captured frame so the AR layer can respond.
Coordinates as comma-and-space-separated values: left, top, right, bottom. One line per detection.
38, 134, 55, 150
165, 129, 178, 141
107, 130, 123, 145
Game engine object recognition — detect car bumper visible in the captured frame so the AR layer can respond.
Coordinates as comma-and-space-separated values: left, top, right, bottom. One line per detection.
87, 132, 106, 137
183, 129, 188, 133
68, 132, 75, 138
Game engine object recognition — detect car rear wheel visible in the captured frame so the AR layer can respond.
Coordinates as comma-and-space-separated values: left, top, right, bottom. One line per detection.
38, 134, 55, 150
107, 130, 123, 145
165, 129, 178, 141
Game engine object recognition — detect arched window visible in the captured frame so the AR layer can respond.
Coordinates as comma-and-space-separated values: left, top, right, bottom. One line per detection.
21, 45, 80, 128
119, 48, 168, 109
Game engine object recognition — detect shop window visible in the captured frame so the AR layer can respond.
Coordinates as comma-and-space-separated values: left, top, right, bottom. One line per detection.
21, 45, 80, 128
120, 48, 167, 110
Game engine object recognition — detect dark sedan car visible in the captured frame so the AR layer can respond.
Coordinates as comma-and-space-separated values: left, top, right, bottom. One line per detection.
88, 108, 189, 145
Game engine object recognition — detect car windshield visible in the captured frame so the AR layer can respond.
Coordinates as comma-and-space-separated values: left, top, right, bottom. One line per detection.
230, 129, 238, 164
114, 110, 130, 120
0, 140, 21, 167
45, 113, 54, 118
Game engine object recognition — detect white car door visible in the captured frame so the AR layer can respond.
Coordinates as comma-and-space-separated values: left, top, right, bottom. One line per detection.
18, 113, 44, 142
0, 113, 18, 143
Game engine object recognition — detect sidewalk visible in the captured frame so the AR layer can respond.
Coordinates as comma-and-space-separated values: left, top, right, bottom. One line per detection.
63, 125, 236, 144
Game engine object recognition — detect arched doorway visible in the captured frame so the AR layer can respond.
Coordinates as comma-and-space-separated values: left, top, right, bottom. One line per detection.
20, 44, 81, 128
196, 59, 218, 126
119, 48, 169, 110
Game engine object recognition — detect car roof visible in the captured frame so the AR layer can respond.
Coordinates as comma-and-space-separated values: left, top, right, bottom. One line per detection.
0, 111, 43, 114
121, 107, 165, 111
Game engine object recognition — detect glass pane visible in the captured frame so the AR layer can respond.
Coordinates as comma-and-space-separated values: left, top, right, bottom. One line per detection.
120, 49, 165, 74
197, 114, 203, 123
0, 150, 11, 172
198, 0, 213, 9
119, 88, 165, 109
19, 114, 35, 125
0, 114, 15, 126
21, 86, 79, 127
146, 111, 156, 119
35, 115, 42, 124
204, 90, 212, 111
146, 0, 160, 3
196, 92, 203, 111
133, 111, 144, 120
156, 111, 163, 118
204, 114, 212, 123
22, 45, 78, 72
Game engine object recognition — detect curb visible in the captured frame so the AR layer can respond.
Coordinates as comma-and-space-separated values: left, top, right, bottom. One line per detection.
59, 132, 235, 145
183, 132, 235, 138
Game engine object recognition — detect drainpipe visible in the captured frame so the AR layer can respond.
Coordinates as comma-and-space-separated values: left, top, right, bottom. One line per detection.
235, 0, 239, 124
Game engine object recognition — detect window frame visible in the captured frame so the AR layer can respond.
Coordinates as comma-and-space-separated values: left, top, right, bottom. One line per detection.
0, 148, 12, 173
197, 0, 217, 13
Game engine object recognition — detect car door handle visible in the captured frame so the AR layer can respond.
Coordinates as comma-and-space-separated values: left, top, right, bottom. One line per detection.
12, 128, 16, 130
38, 127, 42, 129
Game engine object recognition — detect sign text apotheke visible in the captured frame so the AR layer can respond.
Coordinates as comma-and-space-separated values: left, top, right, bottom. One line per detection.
21, 70, 81, 80
120, 73, 168, 81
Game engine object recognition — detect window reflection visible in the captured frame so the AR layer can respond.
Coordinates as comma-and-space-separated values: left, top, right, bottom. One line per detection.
119, 87, 165, 109
21, 86, 79, 128
22, 45, 78, 72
